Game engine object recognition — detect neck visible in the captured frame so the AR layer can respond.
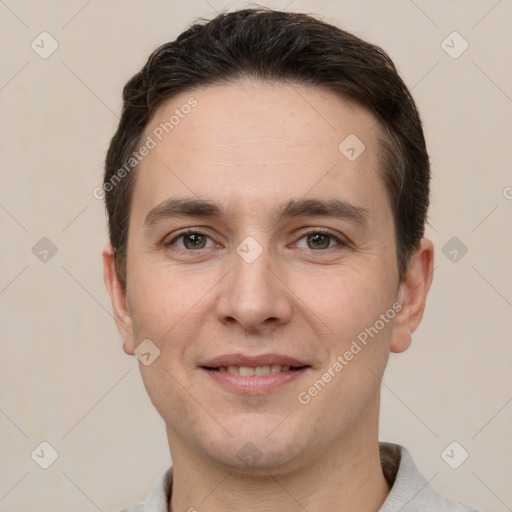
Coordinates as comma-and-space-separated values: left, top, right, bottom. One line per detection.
167, 421, 390, 512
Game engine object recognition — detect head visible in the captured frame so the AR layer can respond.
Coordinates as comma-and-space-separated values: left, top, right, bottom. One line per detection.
103, 8, 433, 474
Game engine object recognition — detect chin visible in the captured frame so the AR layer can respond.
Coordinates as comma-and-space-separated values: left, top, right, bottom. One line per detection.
202, 422, 311, 476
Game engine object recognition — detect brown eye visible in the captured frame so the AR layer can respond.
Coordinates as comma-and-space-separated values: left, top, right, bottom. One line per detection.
182, 233, 207, 249
295, 231, 343, 251
167, 231, 214, 250
306, 233, 332, 250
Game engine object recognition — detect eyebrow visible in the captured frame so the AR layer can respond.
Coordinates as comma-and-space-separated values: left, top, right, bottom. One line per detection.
143, 196, 369, 228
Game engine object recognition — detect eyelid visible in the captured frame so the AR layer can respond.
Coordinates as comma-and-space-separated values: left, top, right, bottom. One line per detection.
164, 227, 350, 251
293, 228, 350, 249
164, 228, 216, 248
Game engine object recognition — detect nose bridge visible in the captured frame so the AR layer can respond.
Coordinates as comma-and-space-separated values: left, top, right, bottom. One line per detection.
216, 236, 292, 330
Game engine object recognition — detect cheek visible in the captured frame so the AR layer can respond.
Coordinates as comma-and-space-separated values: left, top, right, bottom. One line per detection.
299, 269, 394, 341
127, 250, 200, 325
126, 270, 187, 346
126, 264, 220, 378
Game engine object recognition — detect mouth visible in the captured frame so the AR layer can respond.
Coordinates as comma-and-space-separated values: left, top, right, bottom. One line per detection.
201, 364, 309, 376
200, 364, 312, 394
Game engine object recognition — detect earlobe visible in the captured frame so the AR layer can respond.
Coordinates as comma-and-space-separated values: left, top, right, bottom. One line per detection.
102, 244, 135, 355
390, 238, 434, 354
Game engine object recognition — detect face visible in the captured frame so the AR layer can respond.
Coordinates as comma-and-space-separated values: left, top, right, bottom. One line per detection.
104, 79, 433, 475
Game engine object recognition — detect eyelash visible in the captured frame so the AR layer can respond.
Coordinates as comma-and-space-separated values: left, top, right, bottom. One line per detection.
164, 228, 348, 252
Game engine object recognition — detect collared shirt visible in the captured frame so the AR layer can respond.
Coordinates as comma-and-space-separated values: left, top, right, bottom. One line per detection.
118, 443, 479, 511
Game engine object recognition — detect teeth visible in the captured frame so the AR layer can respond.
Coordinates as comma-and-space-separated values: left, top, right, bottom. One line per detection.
224, 364, 291, 376
239, 366, 255, 376
255, 366, 270, 376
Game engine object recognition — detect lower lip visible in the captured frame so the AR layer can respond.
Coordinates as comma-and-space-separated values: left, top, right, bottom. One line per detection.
201, 367, 310, 395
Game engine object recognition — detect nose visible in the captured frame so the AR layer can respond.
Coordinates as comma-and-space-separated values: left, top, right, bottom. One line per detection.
216, 243, 293, 333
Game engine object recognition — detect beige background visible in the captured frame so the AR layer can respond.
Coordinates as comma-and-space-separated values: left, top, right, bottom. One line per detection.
1, 1, 511, 511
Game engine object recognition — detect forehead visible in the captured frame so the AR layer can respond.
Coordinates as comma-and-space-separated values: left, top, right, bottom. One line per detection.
133, 79, 389, 224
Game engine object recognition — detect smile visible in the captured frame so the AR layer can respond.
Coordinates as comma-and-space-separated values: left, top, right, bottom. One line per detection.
201, 365, 311, 394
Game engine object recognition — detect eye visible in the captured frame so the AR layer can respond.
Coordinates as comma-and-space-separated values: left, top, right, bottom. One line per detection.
164, 229, 347, 252
295, 230, 346, 250
166, 230, 215, 250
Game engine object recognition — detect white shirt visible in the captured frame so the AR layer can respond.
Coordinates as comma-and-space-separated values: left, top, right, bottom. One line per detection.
118, 443, 479, 511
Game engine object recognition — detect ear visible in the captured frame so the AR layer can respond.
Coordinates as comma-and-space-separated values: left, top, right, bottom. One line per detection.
390, 238, 434, 353
102, 244, 135, 356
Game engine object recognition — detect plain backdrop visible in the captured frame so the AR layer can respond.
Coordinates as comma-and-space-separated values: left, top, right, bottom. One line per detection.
1, 1, 511, 511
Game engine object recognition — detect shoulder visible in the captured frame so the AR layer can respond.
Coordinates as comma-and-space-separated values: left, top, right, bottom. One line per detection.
114, 464, 173, 512
379, 443, 480, 512
116, 504, 144, 512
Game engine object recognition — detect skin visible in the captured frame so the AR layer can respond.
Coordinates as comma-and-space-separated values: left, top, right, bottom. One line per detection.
104, 78, 434, 512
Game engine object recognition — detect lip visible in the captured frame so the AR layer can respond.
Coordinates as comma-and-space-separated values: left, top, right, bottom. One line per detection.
201, 366, 311, 395
200, 353, 309, 368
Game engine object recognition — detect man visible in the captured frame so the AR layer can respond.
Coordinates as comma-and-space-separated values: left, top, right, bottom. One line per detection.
102, 8, 478, 512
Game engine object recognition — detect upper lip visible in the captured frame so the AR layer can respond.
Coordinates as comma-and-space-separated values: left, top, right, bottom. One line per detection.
201, 353, 310, 368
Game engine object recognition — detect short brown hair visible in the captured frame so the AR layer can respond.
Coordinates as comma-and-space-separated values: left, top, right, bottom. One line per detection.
104, 7, 430, 288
